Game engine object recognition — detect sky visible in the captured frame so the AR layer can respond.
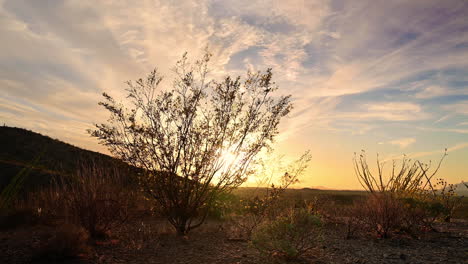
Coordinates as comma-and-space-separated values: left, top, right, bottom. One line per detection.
1, 0, 467, 189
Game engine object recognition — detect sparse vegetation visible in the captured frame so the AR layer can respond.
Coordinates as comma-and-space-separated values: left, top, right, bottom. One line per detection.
64, 163, 131, 238
1, 90, 467, 263
234, 152, 311, 238
251, 208, 322, 262
352, 150, 465, 238
433, 178, 464, 222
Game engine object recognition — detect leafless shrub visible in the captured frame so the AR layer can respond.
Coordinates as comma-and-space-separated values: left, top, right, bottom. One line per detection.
353, 150, 446, 195
47, 162, 133, 239
90, 51, 293, 235
352, 150, 457, 238
356, 193, 407, 238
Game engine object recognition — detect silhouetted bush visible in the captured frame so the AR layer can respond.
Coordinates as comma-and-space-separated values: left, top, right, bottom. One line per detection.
351, 150, 461, 238
47, 162, 133, 239
90, 51, 294, 235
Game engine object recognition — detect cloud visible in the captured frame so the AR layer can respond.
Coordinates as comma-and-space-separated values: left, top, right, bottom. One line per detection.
406, 142, 468, 159
443, 100, 468, 115
0, 0, 467, 186
414, 85, 468, 99
363, 102, 427, 121
386, 138, 416, 149
330, 102, 430, 122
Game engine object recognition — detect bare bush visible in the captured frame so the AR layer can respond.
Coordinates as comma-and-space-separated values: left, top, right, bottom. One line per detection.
48, 162, 133, 238
90, 51, 293, 235
353, 150, 446, 195
356, 193, 408, 238
352, 150, 458, 238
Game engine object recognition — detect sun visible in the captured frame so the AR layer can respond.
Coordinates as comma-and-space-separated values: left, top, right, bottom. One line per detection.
220, 148, 240, 169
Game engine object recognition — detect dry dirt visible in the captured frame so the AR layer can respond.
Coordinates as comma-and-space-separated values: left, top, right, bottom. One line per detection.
1, 217, 467, 264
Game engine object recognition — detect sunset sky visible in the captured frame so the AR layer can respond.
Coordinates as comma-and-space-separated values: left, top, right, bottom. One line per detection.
1, 0, 467, 189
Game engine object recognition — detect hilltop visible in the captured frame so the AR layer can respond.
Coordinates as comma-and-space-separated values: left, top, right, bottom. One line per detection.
0, 126, 133, 191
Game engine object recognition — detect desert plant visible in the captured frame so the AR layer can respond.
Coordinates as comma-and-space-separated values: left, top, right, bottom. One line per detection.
0, 154, 41, 211
90, 51, 293, 235
205, 191, 238, 220
353, 150, 447, 196
357, 193, 408, 238
235, 152, 311, 238
50, 162, 132, 238
341, 201, 366, 239
432, 178, 464, 222
251, 208, 322, 261
0, 155, 44, 230
352, 150, 459, 237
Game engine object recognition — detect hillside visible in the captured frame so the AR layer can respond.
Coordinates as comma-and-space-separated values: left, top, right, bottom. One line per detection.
0, 126, 133, 192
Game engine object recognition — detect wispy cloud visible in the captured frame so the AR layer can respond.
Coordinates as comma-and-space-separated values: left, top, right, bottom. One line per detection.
382, 138, 416, 149
414, 85, 468, 99
1, 0, 467, 188
406, 142, 468, 160
443, 101, 468, 115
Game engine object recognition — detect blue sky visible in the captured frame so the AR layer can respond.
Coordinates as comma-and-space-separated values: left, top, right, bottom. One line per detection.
1, 0, 467, 188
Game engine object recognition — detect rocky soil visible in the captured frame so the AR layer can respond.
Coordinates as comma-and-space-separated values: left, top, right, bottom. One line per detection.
1, 218, 467, 264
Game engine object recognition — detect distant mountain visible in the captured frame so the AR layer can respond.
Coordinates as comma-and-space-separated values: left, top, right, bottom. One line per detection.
0, 126, 135, 192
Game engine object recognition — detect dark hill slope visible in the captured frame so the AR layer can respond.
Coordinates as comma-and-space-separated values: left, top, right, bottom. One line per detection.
0, 126, 133, 191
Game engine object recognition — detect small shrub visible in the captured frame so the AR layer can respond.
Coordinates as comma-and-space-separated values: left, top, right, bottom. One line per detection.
251, 209, 322, 261
206, 192, 238, 220
342, 203, 364, 239
356, 193, 406, 238
50, 162, 133, 239
35, 223, 91, 261
433, 179, 464, 222
352, 193, 443, 238
351, 150, 463, 238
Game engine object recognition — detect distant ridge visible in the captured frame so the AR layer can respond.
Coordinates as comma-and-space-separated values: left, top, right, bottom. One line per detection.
1, 126, 465, 195
0, 126, 133, 192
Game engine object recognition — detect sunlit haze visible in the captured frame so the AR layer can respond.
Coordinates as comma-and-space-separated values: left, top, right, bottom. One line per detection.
1, 0, 467, 189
